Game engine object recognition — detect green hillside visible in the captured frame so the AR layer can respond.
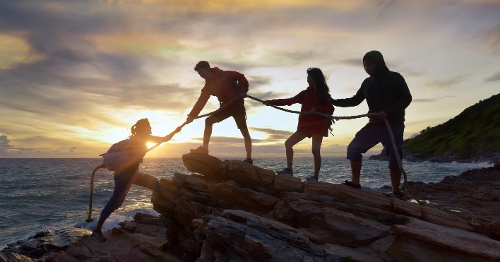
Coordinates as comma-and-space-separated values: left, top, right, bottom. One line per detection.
403, 93, 500, 161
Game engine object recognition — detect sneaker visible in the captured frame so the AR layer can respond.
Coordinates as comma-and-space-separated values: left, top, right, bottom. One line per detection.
276, 168, 293, 176
305, 176, 318, 181
391, 190, 409, 201
243, 158, 253, 165
91, 230, 107, 242
342, 180, 361, 189
190, 146, 208, 155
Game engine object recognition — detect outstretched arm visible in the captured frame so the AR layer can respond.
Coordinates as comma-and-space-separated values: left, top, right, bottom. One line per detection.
331, 86, 365, 107
162, 125, 182, 142
186, 90, 210, 123
265, 90, 306, 107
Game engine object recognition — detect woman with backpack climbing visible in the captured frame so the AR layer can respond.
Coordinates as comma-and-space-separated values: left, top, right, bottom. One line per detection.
264, 67, 334, 181
91, 118, 179, 242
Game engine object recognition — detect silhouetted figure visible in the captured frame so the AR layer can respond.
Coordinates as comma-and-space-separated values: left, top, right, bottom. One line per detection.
265, 68, 334, 181
186, 61, 253, 164
91, 118, 178, 242
331, 50, 412, 199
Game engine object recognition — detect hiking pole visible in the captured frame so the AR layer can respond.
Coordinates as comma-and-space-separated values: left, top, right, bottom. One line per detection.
86, 163, 106, 222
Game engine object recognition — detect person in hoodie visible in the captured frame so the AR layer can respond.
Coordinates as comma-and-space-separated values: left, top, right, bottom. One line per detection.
331, 51, 412, 199
186, 61, 253, 164
265, 68, 334, 181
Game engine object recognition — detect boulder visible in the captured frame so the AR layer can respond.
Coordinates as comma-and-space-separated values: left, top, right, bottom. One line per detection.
150, 153, 500, 261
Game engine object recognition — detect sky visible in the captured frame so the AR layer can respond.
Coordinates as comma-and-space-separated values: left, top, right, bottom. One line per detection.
0, 0, 499, 159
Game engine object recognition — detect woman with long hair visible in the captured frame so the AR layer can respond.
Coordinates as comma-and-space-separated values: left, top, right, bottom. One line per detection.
264, 68, 334, 181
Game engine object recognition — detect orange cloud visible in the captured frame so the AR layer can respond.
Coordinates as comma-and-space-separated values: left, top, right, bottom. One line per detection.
0, 34, 42, 69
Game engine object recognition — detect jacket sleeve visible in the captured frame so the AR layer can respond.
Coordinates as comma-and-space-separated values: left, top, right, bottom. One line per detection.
385, 73, 412, 116
225, 71, 249, 93
331, 86, 365, 107
187, 88, 210, 117
267, 90, 306, 106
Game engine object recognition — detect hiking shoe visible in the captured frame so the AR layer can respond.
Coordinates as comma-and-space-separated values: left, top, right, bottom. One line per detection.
190, 146, 208, 155
305, 175, 318, 181
343, 180, 361, 189
243, 158, 253, 165
391, 190, 409, 200
276, 168, 293, 176
91, 230, 107, 242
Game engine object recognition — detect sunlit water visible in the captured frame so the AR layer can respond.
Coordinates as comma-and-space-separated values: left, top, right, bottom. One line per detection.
0, 157, 492, 248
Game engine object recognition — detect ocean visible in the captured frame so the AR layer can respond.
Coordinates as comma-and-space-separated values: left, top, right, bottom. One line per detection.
0, 157, 492, 249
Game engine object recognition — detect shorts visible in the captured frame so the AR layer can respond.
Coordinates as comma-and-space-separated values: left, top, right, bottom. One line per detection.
207, 106, 247, 129
346, 123, 404, 169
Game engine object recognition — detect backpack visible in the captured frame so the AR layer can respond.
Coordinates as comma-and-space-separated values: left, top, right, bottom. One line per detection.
100, 139, 134, 171
222, 72, 248, 93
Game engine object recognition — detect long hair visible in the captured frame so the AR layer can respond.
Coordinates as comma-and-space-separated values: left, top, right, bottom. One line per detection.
131, 118, 150, 137
307, 68, 330, 105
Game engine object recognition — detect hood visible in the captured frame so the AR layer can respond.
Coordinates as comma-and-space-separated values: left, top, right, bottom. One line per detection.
363, 50, 389, 75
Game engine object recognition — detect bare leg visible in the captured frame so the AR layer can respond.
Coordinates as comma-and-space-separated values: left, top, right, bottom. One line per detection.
240, 128, 252, 159
389, 168, 402, 193
284, 132, 307, 170
202, 118, 215, 149
349, 160, 362, 185
311, 135, 323, 178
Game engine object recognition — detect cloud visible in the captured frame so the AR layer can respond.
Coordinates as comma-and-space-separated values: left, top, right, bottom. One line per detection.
249, 127, 294, 141
485, 72, 500, 82
484, 19, 500, 54
427, 77, 466, 90
0, 0, 499, 158
412, 96, 454, 103
0, 135, 12, 151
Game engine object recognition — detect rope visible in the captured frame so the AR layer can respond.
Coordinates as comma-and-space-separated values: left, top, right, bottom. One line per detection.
86, 93, 421, 222
383, 119, 421, 204
85, 95, 243, 222
86, 163, 106, 222
245, 95, 375, 121
247, 94, 421, 204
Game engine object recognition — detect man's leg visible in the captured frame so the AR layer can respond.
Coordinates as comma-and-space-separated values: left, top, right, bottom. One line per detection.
389, 169, 402, 193
346, 124, 381, 187
233, 108, 253, 161
382, 126, 405, 193
349, 160, 362, 185
202, 116, 216, 149
240, 128, 252, 160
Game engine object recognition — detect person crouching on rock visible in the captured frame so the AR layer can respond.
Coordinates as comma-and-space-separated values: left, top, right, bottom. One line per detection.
91, 118, 178, 242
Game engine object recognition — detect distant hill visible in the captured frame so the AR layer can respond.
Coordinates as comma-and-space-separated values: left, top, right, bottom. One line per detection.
403, 93, 500, 162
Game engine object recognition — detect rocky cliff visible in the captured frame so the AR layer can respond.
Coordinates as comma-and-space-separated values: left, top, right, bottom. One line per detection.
149, 153, 499, 261
5, 154, 499, 261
